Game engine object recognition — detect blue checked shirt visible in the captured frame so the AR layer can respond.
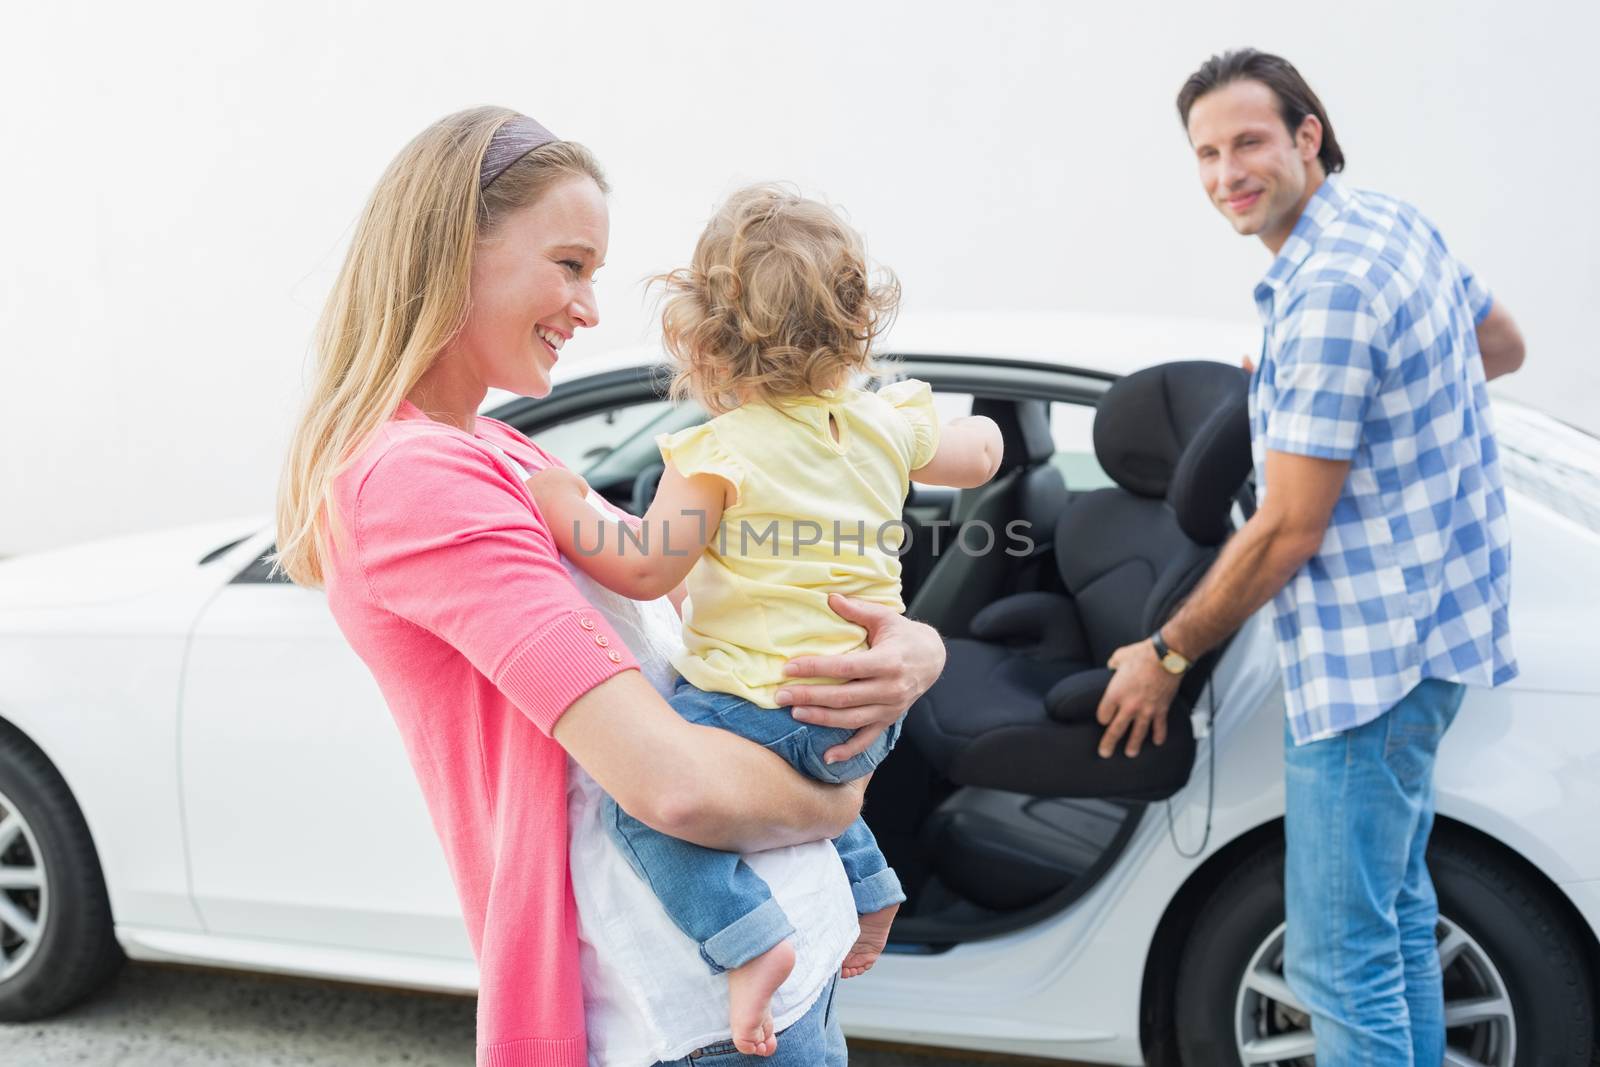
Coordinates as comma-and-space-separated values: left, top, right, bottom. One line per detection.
1250, 176, 1517, 745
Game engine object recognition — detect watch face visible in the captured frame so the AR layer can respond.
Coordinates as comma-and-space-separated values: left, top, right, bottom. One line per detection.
1161, 652, 1187, 674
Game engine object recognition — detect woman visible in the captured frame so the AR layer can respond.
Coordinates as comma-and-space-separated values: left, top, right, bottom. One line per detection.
271, 107, 944, 1067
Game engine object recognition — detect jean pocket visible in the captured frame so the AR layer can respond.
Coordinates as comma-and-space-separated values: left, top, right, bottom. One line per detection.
760, 725, 813, 772
1382, 688, 1451, 792
1382, 722, 1434, 793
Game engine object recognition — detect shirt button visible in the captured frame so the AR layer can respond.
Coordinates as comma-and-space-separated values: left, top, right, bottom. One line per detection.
607, 650, 622, 663
595, 635, 610, 647
579, 617, 596, 631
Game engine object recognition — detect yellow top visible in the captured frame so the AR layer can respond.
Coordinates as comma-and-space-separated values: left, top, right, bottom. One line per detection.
657, 378, 940, 707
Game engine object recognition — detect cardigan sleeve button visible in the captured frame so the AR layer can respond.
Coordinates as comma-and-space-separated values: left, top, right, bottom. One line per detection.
595, 635, 610, 647
579, 617, 596, 631
607, 650, 623, 663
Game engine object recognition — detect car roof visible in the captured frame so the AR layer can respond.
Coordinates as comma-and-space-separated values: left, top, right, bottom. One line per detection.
481, 309, 1264, 413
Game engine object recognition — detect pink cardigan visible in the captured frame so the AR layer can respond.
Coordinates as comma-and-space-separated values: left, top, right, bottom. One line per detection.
323, 398, 640, 1067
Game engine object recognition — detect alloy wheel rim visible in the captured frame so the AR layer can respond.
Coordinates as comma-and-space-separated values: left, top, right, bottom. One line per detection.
1233, 917, 1516, 1067
0, 788, 48, 983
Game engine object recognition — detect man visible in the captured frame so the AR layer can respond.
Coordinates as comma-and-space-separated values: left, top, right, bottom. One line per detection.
1095, 49, 1524, 1062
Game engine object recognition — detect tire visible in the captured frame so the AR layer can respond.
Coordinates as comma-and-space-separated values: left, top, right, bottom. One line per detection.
0, 720, 124, 1020
1173, 836, 1597, 1066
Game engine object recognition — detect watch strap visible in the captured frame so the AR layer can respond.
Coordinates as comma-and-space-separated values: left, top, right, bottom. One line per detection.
1151, 628, 1191, 673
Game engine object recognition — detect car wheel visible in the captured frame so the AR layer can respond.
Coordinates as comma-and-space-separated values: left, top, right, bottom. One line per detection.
0, 722, 123, 1020
1173, 838, 1596, 1066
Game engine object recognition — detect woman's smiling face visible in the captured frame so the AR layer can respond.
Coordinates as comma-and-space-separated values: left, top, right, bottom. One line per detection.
456, 175, 609, 399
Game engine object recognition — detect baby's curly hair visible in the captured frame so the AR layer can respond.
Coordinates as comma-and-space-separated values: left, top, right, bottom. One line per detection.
653, 184, 901, 415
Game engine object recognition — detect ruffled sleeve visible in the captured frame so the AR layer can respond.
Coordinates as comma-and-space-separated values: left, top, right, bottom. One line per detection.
656, 422, 746, 506
877, 377, 940, 471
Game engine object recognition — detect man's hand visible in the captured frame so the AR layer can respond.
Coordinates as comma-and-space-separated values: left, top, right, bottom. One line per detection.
1095, 640, 1183, 758
776, 594, 946, 764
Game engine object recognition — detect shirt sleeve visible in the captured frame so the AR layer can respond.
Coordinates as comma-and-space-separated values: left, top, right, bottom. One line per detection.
1263, 283, 1385, 462
656, 422, 745, 506
354, 434, 640, 736
1456, 259, 1494, 326
876, 377, 941, 470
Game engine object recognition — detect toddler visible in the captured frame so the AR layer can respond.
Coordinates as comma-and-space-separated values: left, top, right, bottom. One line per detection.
528, 185, 1002, 1057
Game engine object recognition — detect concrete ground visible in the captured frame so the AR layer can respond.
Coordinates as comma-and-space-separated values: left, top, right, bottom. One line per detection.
0, 963, 1090, 1066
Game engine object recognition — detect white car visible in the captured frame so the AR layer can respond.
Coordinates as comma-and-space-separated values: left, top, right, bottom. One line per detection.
1, 312, 1595, 1066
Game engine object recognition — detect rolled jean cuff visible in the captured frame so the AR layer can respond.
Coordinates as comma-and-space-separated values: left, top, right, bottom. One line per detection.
850, 867, 906, 915
700, 897, 795, 973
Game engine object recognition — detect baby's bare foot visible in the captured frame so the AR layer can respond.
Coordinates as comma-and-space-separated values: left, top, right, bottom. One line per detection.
841, 902, 899, 978
728, 939, 796, 1056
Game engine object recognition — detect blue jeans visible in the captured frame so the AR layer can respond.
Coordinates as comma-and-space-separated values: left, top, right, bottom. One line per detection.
649, 974, 846, 1065
605, 677, 907, 972
1283, 677, 1466, 1067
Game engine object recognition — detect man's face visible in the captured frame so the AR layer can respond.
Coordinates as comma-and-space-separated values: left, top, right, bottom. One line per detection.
1186, 79, 1323, 250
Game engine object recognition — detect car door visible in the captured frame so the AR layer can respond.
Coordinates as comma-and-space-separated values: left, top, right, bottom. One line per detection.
178, 549, 471, 959
174, 382, 688, 960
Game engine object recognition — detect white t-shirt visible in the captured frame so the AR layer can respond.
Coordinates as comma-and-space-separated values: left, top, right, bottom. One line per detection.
552, 492, 858, 1067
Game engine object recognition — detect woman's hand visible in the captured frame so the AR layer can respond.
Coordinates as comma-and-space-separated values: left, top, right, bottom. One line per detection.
776, 594, 946, 764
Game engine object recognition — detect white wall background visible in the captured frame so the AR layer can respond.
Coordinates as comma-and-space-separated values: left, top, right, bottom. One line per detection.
3, 0, 1595, 556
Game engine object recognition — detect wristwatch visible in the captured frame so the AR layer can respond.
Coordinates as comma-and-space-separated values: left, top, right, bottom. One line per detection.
1150, 629, 1192, 676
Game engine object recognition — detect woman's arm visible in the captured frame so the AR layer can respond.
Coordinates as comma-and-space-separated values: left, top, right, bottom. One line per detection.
552, 670, 864, 852
351, 439, 899, 850
551, 595, 945, 850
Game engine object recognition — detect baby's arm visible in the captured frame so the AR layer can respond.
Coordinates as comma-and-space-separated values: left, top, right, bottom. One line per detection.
910, 415, 1004, 489
527, 464, 728, 601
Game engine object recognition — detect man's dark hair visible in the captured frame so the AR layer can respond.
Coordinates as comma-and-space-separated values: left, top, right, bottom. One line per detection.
1176, 49, 1345, 175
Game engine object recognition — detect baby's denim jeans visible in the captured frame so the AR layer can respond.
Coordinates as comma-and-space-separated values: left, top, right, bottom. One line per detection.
603, 677, 907, 972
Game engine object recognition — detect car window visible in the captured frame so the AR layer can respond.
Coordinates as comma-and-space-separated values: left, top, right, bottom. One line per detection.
579, 400, 709, 486
912, 392, 1112, 490
534, 399, 679, 473
929, 390, 972, 423
1049, 400, 1114, 490
528, 388, 1115, 494
910, 391, 972, 487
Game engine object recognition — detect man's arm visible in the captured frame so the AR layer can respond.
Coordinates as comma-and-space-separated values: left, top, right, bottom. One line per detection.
1476, 302, 1525, 381
1093, 449, 1350, 758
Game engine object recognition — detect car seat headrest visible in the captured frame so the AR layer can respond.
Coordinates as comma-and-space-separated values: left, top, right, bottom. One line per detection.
1092, 362, 1252, 546
1166, 389, 1253, 545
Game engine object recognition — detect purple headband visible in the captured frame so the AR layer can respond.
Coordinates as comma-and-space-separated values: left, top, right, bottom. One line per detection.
479, 115, 559, 191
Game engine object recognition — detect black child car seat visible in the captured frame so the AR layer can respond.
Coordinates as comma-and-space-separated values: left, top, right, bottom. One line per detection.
906, 361, 1253, 802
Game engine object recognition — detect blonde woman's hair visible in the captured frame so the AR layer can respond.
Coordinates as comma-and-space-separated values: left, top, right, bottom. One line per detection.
655, 184, 900, 415
271, 106, 607, 588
